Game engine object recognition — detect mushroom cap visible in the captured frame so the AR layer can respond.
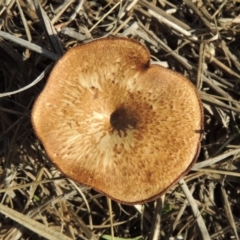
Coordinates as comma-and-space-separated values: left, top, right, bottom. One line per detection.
32, 38, 203, 204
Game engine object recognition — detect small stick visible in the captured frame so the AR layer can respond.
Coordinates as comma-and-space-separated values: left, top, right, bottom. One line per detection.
107, 197, 115, 240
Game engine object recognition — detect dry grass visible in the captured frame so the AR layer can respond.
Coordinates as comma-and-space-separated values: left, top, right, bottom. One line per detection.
1, 0, 240, 239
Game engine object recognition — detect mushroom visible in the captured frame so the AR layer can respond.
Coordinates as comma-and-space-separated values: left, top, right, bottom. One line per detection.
32, 38, 203, 204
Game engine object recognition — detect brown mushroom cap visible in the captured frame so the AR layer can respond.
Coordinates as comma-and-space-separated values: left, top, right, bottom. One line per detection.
32, 38, 203, 204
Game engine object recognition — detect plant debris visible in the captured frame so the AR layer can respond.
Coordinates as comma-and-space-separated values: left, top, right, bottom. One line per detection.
1, 0, 240, 239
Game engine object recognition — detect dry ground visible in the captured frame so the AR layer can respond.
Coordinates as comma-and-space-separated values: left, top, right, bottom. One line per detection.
1, 0, 240, 239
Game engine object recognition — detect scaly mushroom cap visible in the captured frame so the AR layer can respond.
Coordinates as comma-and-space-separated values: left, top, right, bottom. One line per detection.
32, 38, 203, 204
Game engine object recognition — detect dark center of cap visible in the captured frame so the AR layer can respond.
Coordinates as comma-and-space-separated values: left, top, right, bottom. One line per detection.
110, 106, 137, 131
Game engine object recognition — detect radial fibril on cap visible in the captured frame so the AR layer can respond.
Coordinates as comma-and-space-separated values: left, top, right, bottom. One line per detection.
32, 38, 203, 204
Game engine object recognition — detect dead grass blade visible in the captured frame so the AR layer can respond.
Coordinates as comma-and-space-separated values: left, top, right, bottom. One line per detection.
33, 0, 63, 55
0, 31, 59, 61
149, 197, 164, 240
179, 179, 211, 240
0, 64, 53, 97
0, 203, 73, 240
221, 185, 240, 240
193, 148, 240, 170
